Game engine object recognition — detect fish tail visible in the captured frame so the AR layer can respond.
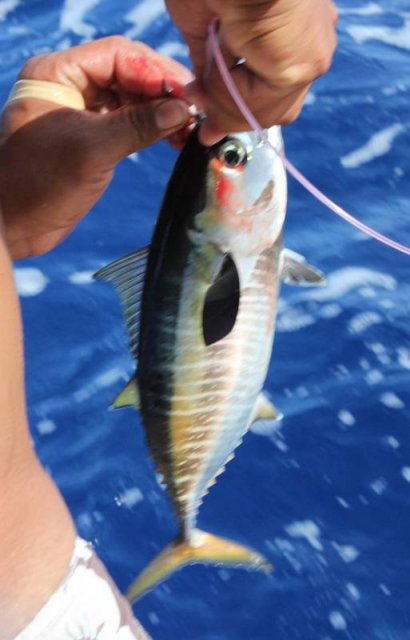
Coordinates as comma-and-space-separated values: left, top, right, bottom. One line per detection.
126, 529, 272, 603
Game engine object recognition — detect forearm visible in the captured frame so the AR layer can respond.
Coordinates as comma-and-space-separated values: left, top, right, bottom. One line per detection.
1, 457, 76, 638
0, 212, 76, 637
0, 214, 32, 474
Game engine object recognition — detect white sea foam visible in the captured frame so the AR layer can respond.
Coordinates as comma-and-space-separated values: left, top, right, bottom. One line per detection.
218, 569, 231, 582
128, 152, 139, 164
370, 477, 387, 495
366, 342, 387, 356
125, 0, 166, 38
329, 611, 347, 631
379, 583, 391, 596
36, 419, 57, 435
376, 352, 391, 366
276, 308, 316, 333
365, 369, 384, 385
338, 2, 382, 16
320, 303, 342, 319
7, 24, 31, 36
341, 124, 406, 169
60, 0, 100, 38
397, 347, 410, 370
348, 311, 383, 334
0, 0, 19, 21
56, 37, 72, 51
76, 512, 93, 530
370, 478, 388, 496
359, 286, 376, 299
273, 537, 303, 573
147, 612, 160, 626
74, 367, 126, 403
332, 542, 360, 563
115, 487, 143, 508
346, 582, 361, 600
382, 83, 410, 97
336, 497, 351, 509
401, 467, 410, 482
318, 269, 392, 302
288, 268, 396, 308
386, 436, 400, 449
337, 410, 356, 427
285, 520, 323, 551
347, 19, 410, 52
380, 392, 405, 409
304, 91, 316, 106
69, 270, 95, 284
14, 268, 49, 296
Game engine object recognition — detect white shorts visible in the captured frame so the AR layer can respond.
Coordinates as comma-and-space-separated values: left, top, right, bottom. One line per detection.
14, 538, 151, 640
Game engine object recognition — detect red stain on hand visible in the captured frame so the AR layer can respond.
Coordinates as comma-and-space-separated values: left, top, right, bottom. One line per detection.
117, 53, 186, 98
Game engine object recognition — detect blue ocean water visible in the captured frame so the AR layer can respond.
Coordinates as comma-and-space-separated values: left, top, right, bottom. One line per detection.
1, 1, 410, 638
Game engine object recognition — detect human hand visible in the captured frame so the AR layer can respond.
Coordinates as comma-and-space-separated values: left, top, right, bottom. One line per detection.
0, 36, 193, 259
166, 0, 338, 144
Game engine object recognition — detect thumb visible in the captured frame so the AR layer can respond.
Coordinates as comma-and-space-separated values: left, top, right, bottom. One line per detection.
96, 98, 191, 162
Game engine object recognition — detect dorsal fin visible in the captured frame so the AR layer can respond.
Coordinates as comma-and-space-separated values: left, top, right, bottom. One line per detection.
94, 246, 149, 356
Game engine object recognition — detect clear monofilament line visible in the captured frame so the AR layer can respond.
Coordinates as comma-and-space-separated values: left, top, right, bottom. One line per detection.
208, 20, 410, 256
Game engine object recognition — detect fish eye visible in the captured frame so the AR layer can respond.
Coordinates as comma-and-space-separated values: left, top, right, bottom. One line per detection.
218, 141, 247, 168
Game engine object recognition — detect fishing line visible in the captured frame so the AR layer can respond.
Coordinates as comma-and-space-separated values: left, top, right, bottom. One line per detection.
208, 20, 410, 256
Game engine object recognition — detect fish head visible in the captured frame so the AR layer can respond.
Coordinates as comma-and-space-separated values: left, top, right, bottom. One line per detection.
193, 127, 287, 266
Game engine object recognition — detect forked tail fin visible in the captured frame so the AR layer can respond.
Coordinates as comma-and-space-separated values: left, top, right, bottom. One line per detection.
126, 528, 272, 603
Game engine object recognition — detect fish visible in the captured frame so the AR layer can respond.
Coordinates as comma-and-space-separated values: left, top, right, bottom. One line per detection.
94, 126, 325, 602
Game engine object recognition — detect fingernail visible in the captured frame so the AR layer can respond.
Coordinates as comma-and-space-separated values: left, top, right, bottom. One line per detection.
155, 99, 188, 130
188, 104, 200, 117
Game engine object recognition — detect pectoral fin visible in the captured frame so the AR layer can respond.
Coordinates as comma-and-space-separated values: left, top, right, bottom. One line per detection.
250, 393, 282, 424
281, 249, 326, 286
112, 376, 140, 409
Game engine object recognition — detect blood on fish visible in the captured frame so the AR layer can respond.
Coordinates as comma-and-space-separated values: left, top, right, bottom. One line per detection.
212, 160, 237, 208
215, 175, 235, 207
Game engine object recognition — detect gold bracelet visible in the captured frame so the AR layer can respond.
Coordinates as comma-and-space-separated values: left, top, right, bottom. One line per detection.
6, 79, 86, 110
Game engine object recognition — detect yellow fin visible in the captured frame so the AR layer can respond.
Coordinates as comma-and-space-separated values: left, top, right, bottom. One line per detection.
126, 529, 272, 603
112, 376, 139, 409
250, 393, 282, 423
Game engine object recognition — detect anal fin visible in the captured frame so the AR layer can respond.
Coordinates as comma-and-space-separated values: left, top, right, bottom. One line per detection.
112, 376, 139, 410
